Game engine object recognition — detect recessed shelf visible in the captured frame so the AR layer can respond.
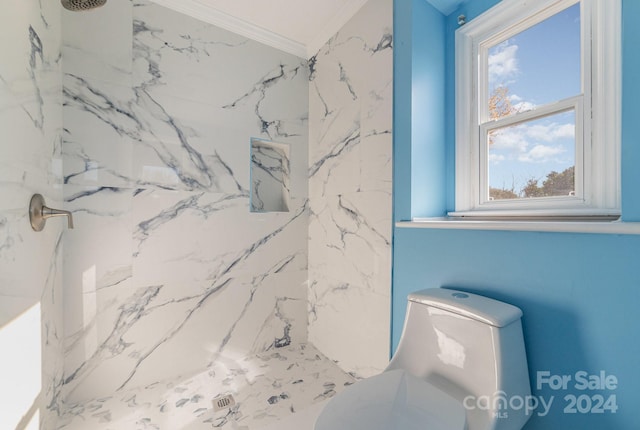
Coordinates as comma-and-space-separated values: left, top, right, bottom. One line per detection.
250, 138, 291, 213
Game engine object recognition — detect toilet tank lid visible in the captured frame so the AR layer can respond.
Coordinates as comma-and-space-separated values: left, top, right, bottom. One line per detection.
408, 288, 523, 327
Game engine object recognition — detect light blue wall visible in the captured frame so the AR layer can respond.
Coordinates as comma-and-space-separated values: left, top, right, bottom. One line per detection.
410, 0, 446, 217
621, 0, 640, 220
392, 0, 640, 428
393, 0, 413, 221
393, 0, 446, 220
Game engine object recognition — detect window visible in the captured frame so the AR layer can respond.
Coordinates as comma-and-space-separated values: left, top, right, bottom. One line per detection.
454, 0, 620, 218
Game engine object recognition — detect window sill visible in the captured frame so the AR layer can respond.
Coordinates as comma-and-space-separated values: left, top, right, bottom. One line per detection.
397, 218, 640, 235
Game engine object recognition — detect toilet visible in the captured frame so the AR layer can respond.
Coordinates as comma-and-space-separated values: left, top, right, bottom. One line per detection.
315, 288, 532, 430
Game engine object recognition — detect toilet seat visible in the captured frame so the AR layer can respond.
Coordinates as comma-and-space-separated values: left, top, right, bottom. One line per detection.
314, 369, 467, 430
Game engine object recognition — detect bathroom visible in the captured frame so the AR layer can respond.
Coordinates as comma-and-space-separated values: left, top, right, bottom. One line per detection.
0, 0, 638, 429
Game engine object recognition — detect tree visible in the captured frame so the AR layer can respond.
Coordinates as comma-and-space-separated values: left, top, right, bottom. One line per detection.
488, 86, 518, 146
521, 166, 575, 198
542, 166, 574, 196
489, 187, 518, 200
489, 86, 516, 121
522, 178, 545, 198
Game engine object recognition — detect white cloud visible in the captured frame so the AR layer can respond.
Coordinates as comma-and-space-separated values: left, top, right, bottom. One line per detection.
526, 122, 574, 141
491, 129, 528, 152
513, 101, 536, 112
518, 144, 566, 163
489, 120, 574, 164
488, 41, 519, 84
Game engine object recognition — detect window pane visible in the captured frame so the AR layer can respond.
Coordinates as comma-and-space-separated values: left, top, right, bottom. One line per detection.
488, 110, 575, 200
487, 3, 581, 119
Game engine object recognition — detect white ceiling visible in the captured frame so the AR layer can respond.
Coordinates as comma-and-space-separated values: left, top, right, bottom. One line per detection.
150, 0, 463, 59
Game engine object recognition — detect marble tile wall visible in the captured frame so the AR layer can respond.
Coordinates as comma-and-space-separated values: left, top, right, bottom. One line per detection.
1, 1, 392, 425
0, 0, 64, 428
307, 0, 393, 378
61, 0, 309, 404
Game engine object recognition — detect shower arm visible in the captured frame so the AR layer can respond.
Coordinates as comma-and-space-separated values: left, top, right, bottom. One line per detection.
29, 194, 74, 231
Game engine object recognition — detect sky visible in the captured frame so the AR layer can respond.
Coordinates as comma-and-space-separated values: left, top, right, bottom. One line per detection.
485, 2, 581, 196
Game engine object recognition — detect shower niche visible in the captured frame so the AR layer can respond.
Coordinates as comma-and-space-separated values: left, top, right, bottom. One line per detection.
250, 138, 290, 212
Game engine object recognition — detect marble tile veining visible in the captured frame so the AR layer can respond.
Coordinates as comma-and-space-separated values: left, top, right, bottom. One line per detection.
61, 0, 309, 405
307, 0, 393, 379
58, 343, 355, 430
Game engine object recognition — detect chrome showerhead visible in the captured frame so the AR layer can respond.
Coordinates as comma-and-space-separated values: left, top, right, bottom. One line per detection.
61, 0, 107, 11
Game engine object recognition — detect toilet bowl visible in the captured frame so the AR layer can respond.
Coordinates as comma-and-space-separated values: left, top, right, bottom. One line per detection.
314, 288, 532, 430
315, 368, 466, 430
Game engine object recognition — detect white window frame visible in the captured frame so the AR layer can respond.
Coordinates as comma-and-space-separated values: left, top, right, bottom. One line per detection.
453, 0, 621, 218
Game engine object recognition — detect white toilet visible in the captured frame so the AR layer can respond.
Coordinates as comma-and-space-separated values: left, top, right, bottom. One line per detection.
315, 288, 532, 430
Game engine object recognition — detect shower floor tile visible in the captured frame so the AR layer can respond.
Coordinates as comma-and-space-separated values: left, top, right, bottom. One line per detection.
57, 343, 356, 430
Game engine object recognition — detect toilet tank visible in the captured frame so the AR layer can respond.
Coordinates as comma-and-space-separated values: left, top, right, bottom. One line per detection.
387, 288, 531, 430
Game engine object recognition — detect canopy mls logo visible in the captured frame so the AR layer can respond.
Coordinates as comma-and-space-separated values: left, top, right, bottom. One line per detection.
463, 391, 552, 418
463, 370, 619, 418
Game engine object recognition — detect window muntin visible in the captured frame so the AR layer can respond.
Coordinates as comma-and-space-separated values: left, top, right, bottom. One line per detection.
454, 0, 620, 218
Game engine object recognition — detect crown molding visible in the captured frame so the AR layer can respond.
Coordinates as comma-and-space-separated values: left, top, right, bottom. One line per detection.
149, 0, 307, 58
